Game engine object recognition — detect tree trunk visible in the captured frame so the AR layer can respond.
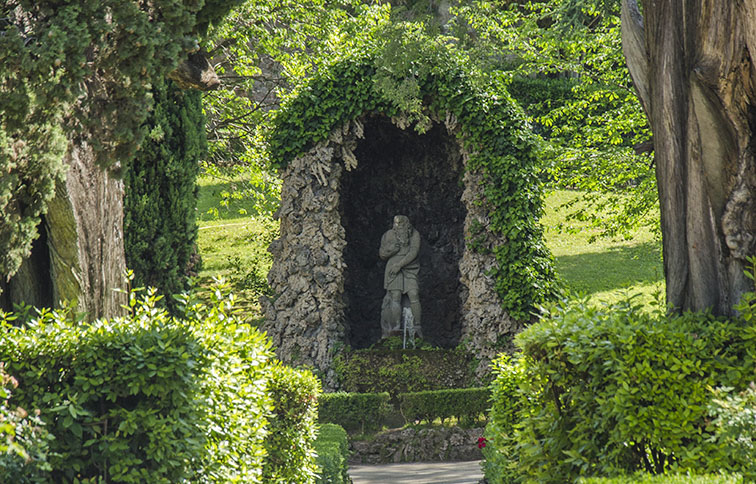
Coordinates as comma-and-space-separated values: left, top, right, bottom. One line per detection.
5, 141, 129, 319
622, 0, 756, 315
51, 141, 128, 318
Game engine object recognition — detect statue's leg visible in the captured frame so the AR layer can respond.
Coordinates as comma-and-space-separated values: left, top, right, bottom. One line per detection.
389, 290, 402, 330
380, 293, 392, 339
407, 288, 422, 338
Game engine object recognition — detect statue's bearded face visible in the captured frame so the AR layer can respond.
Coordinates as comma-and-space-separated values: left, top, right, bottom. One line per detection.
393, 216, 411, 241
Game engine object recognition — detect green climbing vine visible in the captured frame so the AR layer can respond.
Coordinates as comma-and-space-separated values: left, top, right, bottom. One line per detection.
268, 25, 558, 319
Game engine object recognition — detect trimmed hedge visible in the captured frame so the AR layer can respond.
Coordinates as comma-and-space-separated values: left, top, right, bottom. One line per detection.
262, 363, 321, 483
318, 391, 390, 432
0, 287, 320, 483
314, 423, 350, 484
484, 298, 756, 483
333, 347, 476, 395
398, 387, 490, 424
578, 474, 743, 484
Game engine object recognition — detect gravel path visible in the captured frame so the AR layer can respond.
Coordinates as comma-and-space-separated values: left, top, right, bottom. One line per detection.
349, 460, 484, 484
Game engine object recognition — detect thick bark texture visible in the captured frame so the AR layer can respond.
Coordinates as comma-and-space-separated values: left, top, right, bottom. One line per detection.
622, 0, 756, 315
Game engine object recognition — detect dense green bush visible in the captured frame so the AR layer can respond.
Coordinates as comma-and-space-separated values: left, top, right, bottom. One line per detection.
262, 362, 321, 483
707, 384, 756, 480
482, 354, 529, 482
318, 392, 390, 433
314, 423, 350, 484
484, 298, 756, 483
398, 387, 489, 424
578, 473, 743, 484
0, 287, 274, 483
334, 347, 475, 395
0, 362, 54, 483
124, 79, 205, 310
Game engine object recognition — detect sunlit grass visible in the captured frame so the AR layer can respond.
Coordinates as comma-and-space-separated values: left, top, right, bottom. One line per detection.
541, 189, 664, 309
194, 174, 279, 322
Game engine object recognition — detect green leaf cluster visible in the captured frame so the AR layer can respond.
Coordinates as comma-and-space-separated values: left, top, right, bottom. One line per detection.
318, 392, 391, 433
0, 362, 54, 483
262, 361, 321, 483
313, 423, 350, 484
333, 347, 476, 396
484, 298, 756, 483
124, 79, 205, 311
707, 385, 756, 481
398, 387, 490, 425
0, 0, 235, 287
451, 0, 656, 239
268, 25, 558, 319
0, 284, 320, 483
578, 473, 744, 484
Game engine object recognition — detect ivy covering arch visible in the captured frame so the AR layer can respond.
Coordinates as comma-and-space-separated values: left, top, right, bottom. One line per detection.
264, 28, 557, 385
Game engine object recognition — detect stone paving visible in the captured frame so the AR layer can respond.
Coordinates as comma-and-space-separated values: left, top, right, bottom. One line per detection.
349, 460, 484, 484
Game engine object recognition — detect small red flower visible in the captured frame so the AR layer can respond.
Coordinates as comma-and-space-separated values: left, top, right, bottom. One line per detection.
477, 437, 487, 449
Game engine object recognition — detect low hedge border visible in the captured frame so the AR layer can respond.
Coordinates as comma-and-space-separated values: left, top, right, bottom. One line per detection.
314, 423, 350, 484
318, 392, 390, 432
398, 387, 490, 424
578, 473, 743, 484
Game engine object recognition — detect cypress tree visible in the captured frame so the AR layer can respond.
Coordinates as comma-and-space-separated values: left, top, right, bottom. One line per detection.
124, 79, 204, 309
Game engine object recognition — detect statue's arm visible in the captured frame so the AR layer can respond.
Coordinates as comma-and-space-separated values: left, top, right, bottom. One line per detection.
396, 230, 420, 268
379, 232, 398, 260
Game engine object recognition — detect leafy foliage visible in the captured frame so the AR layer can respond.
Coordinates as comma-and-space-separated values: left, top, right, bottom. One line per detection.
451, 0, 655, 239
124, 79, 205, 311
318, 392, 391, 433
708, 384, 756, 480
262, 362, 321, 483
269, 25, 558, 318
0, 362, 54, 483
0, 285, 278, 483
334, 347, 475, 396
0, 0, 235, 288
398, 387, 490, 425
484, 298, 756, 483
578, 474, 744, 484
314, 423, 350, 484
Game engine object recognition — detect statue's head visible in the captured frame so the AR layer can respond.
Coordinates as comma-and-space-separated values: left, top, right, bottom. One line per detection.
393, 215, 411, 238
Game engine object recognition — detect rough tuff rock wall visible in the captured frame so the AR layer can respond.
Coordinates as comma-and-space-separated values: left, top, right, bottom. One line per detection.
264, 114, 519, 387
458, 167, 523, 378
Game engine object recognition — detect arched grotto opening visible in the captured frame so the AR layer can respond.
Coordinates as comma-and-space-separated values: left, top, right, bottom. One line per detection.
339, 116, 466, 349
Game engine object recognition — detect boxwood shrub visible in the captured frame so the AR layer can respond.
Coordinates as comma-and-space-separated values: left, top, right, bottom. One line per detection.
314, 423, 350, 484
0, 287, 319, 483
578, 473, 743, 484
484, 298, 756, 483
318, 391, 390, 432
262, 362, 321, 483
398, 387, 490, 424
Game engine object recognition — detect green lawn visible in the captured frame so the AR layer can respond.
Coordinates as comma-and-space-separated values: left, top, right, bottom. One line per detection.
194, 174, 278, 321
542, 189, 664, 308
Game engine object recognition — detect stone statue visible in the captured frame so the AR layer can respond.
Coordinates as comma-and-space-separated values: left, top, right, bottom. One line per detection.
379, 215, 422, 340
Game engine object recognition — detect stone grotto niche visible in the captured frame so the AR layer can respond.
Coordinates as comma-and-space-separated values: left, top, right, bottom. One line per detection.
264, 114, 524, 389
340, 116, 466, 349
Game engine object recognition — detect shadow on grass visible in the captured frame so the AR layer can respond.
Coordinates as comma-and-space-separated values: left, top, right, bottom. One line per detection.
555, 241, 663, 296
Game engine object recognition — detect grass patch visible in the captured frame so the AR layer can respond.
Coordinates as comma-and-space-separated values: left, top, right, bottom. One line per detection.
542, 189, 664, 308
194, 173, 279, 321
